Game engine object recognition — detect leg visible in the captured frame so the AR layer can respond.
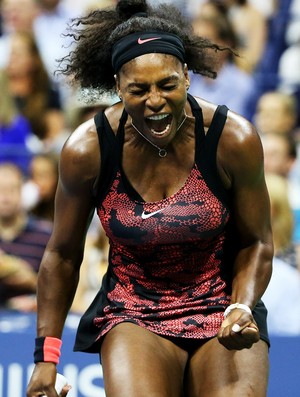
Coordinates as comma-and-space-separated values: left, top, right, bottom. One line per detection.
185, 338, 269, 397
100, 322, 189, 397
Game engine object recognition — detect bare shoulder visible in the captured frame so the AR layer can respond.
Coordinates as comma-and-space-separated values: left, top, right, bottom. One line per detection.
193, 96, 257, 138
193, 96, 264, 185
219, 109, 264, 186
60, 118, 100, 193
222, 108, 263, 160
195, 97, 261, 152
104, 101, 125, 132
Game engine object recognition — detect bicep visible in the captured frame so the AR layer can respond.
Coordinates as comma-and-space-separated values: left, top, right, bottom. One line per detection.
226, 126, 272, 246
233, 173, 271, 246
50, 180, 95, 257
48, 127, 100, 260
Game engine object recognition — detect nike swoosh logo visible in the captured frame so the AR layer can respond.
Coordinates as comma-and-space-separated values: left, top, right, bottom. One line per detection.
141, 208, 164, 219
138, 37, 161, 45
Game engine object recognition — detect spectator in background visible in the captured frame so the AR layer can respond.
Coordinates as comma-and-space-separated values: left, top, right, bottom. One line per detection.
0, 0, 75, 110
23, 153, 58, 222
261, 133, 300, 270
4, 31, 68, 153
277, 0, 300, 121
262, 173, 300, 335
0, 163, 52, 311
225, 0, 268, 74
186, 0, 267, 74
261, 133, 297, 181
0, 0, 39, 68
0, 163, 52, 272
71, 227, 109, 314
189, 11, 256, 120
26, 153, 59, 222
265, 170, 299, 270
255, 91, 300, 260
0, 250, 37, 310
32, 0, 81, 109
0, 69, 34, 175
33, 0, 77, 73
254, 90, 298, 137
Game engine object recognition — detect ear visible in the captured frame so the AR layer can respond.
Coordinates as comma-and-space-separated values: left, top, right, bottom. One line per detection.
183, 63, 190, 90
114, 74, 122, 98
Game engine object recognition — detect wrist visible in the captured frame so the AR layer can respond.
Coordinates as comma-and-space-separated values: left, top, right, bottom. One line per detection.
34, 336, 62, 364
224, 303, 252, 319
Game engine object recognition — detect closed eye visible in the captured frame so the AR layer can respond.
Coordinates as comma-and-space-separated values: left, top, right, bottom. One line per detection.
161, 84, 177, 91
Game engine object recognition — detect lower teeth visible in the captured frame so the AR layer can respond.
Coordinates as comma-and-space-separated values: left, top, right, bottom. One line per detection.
151, 124, 170, 135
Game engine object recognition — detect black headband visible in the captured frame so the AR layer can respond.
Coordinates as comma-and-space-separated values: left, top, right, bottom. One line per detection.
111, 31, 185, 72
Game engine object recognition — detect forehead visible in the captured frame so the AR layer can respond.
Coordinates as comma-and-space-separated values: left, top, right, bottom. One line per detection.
119, 53, 183, 83
258, 94, 287, 111
0, 167, 22, 185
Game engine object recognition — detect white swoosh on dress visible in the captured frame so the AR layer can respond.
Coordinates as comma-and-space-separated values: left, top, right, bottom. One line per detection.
141, 208, 165, 219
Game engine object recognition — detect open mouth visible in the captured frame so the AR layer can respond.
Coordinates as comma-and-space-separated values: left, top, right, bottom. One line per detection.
145, 114, 173, 136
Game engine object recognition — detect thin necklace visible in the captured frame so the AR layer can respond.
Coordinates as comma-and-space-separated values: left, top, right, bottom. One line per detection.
131, 112, 187, 158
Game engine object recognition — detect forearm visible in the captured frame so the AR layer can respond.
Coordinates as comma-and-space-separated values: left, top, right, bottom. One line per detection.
36, 249, 81, 337
230, 240, 273, 309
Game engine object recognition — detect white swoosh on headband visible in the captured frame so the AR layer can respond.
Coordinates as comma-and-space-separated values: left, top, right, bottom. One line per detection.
141, 208, 165, 219
138, 37, 161, 45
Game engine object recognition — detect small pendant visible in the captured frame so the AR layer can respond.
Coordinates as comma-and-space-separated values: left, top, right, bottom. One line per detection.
158, 148, 167, 158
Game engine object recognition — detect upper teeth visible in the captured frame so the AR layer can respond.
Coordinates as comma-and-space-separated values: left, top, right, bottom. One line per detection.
147, 114, 169, 121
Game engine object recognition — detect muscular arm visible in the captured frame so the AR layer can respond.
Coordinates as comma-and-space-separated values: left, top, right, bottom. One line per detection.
217, 112, 273, 349
27, 116, 115, 396
36, 119, 100, 338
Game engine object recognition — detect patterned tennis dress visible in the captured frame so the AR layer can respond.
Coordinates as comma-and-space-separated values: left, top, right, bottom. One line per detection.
74, 95, 268, 353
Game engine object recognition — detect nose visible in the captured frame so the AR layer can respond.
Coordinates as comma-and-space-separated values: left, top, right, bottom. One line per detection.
145, 88, 165, 111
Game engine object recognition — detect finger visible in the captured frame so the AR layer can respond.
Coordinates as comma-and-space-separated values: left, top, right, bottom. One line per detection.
60, 385, 72, 397
231, 324, 258, 333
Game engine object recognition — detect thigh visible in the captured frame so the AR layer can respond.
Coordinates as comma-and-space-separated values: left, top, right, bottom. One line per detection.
185, 338, 269, 397
100, 322, 189, 397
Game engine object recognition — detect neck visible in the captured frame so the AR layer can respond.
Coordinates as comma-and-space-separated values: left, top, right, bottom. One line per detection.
131, 111, 187, 158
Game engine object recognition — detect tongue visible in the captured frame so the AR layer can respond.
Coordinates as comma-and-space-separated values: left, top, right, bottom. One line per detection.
147, 119, 167, 132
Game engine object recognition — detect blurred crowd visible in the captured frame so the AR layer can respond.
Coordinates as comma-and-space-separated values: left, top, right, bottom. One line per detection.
0, 0, 300, 336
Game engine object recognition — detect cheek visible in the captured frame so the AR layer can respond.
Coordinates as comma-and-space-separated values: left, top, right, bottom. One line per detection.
123, 100, 144, 117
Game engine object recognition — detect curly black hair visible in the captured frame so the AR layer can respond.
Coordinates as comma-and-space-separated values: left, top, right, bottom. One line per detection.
58, 0, 232, 97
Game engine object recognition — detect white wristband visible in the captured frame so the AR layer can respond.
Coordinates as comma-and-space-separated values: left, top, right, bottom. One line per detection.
224, 303, 252, 318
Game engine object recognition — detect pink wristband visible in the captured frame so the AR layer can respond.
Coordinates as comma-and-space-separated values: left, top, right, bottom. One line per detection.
34, 336, 62, 364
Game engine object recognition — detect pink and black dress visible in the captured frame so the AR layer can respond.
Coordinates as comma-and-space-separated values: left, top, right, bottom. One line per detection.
74, 94, 269, 353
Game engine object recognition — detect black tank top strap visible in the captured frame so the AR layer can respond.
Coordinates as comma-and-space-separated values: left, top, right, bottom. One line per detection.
202, 104, 228, 167
93, 107, 128, 205
198, 104, 230, 206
